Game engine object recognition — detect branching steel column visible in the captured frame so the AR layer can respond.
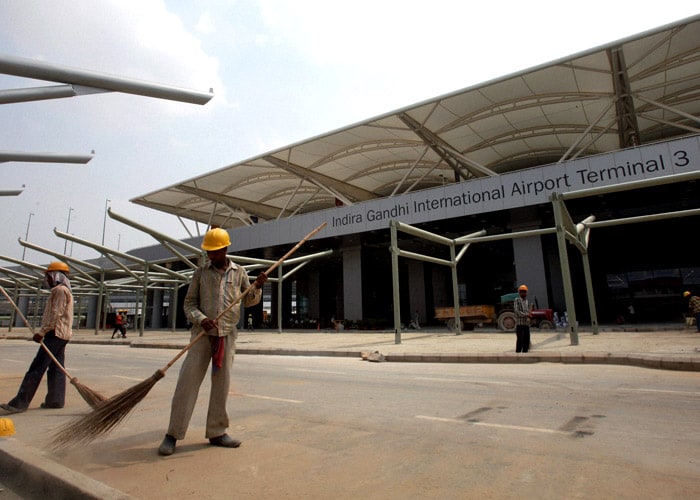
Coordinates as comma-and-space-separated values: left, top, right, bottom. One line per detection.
397, 112, 497, 180
609, 48, 640, 148
576, 216, 599, 335
0, 53, 214, 105
390, 221, 402, 344
551, 193, 579, 345
449, 243, 461, 335
140, 265, 149, 337
277, 265, 284, 334
95, 269, 105, 335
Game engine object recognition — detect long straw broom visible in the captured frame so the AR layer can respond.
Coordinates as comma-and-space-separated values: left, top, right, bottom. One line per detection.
51, 222, 327, 449
0, 284, 107, 409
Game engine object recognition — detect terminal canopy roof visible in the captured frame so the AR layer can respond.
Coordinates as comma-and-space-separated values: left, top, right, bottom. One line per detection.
132, 15, 700, 230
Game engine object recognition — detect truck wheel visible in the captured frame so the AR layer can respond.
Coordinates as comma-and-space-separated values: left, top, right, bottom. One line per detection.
539, 320, 554, 330
498, 312, 516, 332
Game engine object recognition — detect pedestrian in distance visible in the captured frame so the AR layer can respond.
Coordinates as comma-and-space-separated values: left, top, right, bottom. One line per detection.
158, 228, 267, 456
111, 311, 126, 339
120, 312, 127, 338
0, 262, 74, 415
409, 310, 420, 329
514, 284, 532, 353
684, 291, 700, 332
247, 313, 254, 331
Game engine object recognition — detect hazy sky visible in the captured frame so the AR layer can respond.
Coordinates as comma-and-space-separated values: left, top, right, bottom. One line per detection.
1, 1, 697, 263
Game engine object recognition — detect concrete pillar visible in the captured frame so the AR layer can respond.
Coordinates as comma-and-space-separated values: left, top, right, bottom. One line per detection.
151, 289, 163, 329
342, 244, 362, 320
13, 295, 31, 328
511, 207, 550, 308
545, 244, 565, 312
307, 270, 320, 321
85, 295, 98, 329
431, 269, 450, 308
513, 237, 549, 308
407, 260, 426, 325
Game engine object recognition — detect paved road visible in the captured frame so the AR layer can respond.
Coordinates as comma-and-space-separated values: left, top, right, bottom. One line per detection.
1, 340, 699, 499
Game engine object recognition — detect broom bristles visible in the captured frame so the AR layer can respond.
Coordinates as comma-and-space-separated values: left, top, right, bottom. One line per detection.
51, 369, 165, 449
70, 377, 107, 409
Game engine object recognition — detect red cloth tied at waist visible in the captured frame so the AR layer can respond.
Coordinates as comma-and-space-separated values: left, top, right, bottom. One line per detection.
210, 335, 226, 374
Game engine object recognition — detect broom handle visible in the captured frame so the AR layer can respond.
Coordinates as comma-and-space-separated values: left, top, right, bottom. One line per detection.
162, 222, 327, 372
0, 284, 73, 380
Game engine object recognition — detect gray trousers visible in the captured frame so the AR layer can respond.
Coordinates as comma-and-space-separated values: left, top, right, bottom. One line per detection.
166, 330, 235, 440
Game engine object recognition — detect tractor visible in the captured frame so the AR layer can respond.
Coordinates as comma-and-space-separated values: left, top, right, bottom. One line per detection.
496, 292, 555, 331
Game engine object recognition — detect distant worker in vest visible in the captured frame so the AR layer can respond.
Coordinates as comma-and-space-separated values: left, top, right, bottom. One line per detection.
409, 310, 420, 330
0, 262, 74, 414
514, 284, 532, 353
684, 291, 700, 332
158, 228, 267, 456
111, 311, 127, 339
247, 314, 254, 331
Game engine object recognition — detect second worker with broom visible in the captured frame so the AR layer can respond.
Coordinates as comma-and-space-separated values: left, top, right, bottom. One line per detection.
0, 261, 74, 415
158, 228, 267, 456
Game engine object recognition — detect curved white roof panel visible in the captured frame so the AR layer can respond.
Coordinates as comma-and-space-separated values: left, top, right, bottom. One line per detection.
132, 15, 700, 230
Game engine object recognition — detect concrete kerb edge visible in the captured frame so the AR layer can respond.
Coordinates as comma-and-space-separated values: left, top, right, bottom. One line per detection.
42, 337, 700, 371
0, 438, 131, 500
143, 344, 700, 370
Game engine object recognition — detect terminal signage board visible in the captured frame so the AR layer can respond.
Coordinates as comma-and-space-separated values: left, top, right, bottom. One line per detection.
231, 135, 700, 251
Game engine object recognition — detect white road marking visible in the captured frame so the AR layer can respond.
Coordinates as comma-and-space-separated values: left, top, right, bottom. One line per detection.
413, 377, 464, 382
233, 393, 303, 404
285, 368, 347, 375
621, 388, 700, 396
0, 359, 24, 364
114, 375, 146, 381
416, 415, 567, 435
413, 377, 515, 386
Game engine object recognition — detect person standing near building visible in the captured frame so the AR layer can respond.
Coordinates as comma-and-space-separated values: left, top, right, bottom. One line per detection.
120, 311, 128, 338
409, 310, 420, 329
514, 284, 532, 353
158, 228, 267, 456
0, 262, 73, 414
247, 314, 254, 331
111, 311, 125, 339
684, 291, 700, 332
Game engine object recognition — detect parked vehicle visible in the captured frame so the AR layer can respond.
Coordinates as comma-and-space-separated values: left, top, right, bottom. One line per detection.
496, 292, 555, 331
434, 292, 555, 332
434, 305, 496, 331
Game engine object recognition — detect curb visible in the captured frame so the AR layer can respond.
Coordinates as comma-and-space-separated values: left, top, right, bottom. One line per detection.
102, 342, 700, 372
0, 438, 131, 499
6, 336, 699, 371
235, 348, 700, 372
381, 352, 699, 371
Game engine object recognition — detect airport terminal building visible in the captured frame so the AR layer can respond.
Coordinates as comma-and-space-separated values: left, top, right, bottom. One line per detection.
3, 15, 699, 335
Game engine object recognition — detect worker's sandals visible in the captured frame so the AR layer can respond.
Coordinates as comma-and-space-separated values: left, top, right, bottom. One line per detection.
40, 402, 63, 409
158, 433, 240, 455
157, 434, 177, 456
209, 434, 241, 448
0, 404, 25, 415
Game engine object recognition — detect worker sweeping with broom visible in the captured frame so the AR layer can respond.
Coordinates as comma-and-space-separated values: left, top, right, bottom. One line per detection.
0, 261, 75, 415
158, 228, 267, 456
50, 222, 325, 450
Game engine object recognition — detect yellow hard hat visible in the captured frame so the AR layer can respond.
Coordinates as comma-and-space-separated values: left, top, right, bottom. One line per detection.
201, 228, 231, 251
46, 261, 70, 273
684, 291, 691, 297
0, 417, 16, 437
518, 284, 528, 292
